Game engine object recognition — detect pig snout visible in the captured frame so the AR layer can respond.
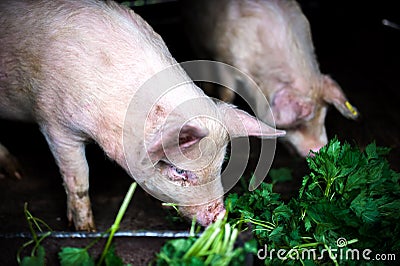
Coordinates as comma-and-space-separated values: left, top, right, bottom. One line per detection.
283, 139, 325, 157
197, 200, 226, 226
271, 89, 315, 128
299, 143, 325, 157
284, 128, 328, 157
180, 198, 226, 226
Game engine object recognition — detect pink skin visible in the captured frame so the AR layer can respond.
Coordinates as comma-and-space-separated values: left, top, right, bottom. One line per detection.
184, 0, 359, 156
162, 164, 226, 225
0, 0, 284, 230
163, 164, 199, 186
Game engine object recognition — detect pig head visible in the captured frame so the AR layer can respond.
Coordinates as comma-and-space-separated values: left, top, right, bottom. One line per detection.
183, 0, 359, 157
122, 76, 285, 226
269, 75, 359, 156
149, 109, 284, 225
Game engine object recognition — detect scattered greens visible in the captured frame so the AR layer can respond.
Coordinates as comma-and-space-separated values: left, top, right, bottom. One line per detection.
226, 138, 400, 265
153, 215, 257, 266
18, 182, 137, 266
98, 182, 137, 265
17, 203, 52, 266
58, 247, 94, 266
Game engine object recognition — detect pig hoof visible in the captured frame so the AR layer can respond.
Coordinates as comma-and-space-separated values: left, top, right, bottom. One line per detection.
0, 147, 22, 179
68, 210, 96, 231
80, 224, 96, 232
69, 219, 96, 232
220, 87, 236, 103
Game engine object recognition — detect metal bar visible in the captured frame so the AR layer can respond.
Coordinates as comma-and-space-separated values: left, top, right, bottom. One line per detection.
382, 19, 400, 30
0, 230, 199, 239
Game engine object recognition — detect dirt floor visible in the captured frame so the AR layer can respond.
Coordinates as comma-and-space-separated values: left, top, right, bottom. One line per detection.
0, 1, 399, 265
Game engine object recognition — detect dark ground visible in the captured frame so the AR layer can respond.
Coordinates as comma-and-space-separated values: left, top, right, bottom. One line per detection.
0, 0, 399, 265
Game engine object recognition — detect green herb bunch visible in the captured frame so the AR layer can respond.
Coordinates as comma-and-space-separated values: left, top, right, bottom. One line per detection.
154, 214, 257, 266
227, 138, 400, 265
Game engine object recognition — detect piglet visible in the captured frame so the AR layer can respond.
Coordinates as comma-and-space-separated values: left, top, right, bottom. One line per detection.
183, 0, 359, 156
0, 0, 284, 231
0, 144, 21, 179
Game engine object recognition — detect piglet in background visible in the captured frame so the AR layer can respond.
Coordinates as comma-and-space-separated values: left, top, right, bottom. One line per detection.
183, 0, 359, 156
0, 0, 284, 231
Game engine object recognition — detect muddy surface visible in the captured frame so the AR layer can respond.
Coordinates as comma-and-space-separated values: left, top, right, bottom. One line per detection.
0, 1, 399, 265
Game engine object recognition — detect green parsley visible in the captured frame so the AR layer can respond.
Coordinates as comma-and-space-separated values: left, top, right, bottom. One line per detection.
227, 138, 400, 265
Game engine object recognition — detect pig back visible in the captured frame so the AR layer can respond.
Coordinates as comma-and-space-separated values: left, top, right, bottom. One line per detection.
0, 0, 198, 132
184, 0, 321, 97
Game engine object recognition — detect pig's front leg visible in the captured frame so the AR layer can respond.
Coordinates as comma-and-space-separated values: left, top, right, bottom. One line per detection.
0, 143, 22, 179
41, 126, 95, 231
216, 64, 237, 103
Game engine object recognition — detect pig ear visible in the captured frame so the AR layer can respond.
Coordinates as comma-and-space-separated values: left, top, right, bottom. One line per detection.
219, 103, 285, 138
147, 121, 209, 162
322, 75, 359, 120
271, 88, 315, 127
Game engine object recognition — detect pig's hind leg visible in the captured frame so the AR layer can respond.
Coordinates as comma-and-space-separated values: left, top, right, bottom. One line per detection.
0, 143, 22, 179
40, 125, 95, 231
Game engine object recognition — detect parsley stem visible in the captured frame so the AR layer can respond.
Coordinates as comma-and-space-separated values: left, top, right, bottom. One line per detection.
97, 182, 137, 266
324, 182, 330, 197
241, 217, 275, 230
292, 242, 321, 249
324, 243, 339, 266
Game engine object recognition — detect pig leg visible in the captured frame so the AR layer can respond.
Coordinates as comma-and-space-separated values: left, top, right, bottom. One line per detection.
216, 65, 237, 102
0, 143, 22, 179
40, 126, 95, 231
220, 86, 236, 102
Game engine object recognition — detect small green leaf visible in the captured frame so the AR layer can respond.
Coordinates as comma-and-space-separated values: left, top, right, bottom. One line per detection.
268, 225, 284, 242
304, 216, 312, 232
58, 247, 94, 266
350, 192, 380, 223
21, 245, 46, 266
269, 168, 293, 184
299, 175, 310, 198
365, 142, 378, 161
105, 245, 124, 266
272, 204, 293, 223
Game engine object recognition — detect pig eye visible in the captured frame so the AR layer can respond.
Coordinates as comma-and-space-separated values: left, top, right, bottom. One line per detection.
174, 168, 185, 175
170, 166, 187, 180
162, 164, 198, 186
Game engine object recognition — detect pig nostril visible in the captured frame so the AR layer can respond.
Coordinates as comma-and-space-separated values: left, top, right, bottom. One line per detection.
212, 209, 226, 223
306, 146, 322, 157
307, 151, 316, 157
213, 208, 226, 222
200, 203, 227, 225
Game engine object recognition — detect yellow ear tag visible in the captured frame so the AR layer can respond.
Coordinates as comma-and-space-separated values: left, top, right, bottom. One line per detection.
345, 101, 358, 116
